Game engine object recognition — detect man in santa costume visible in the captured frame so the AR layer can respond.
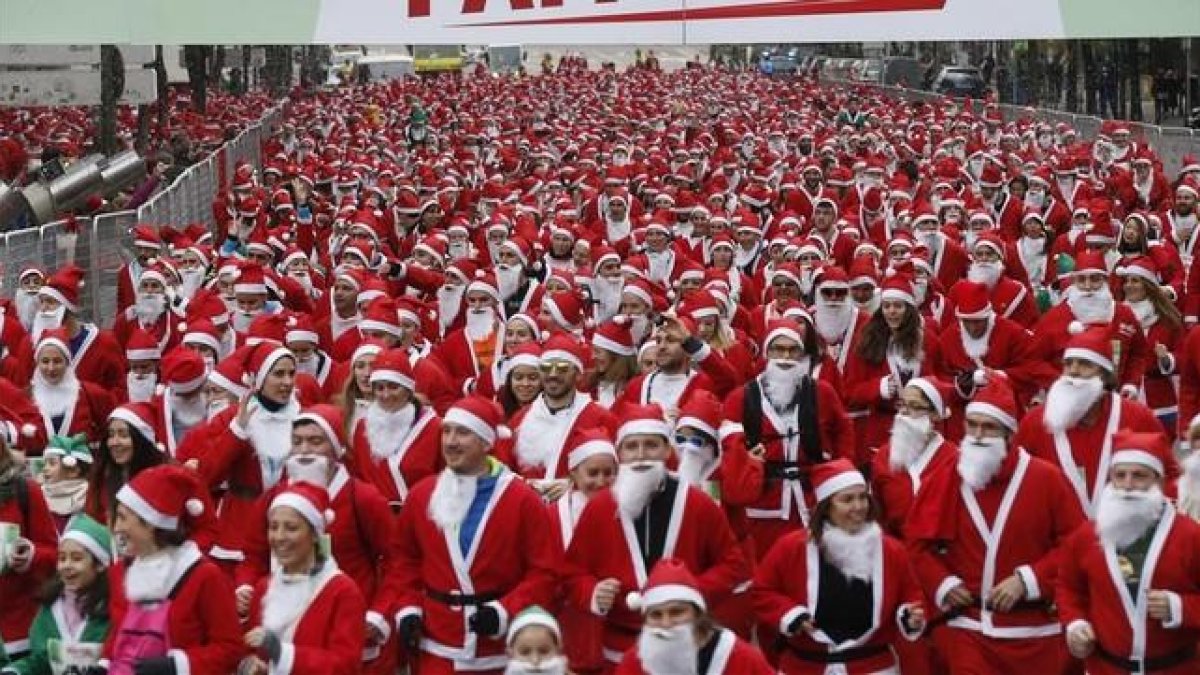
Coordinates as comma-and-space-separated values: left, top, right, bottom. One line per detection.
940, 281, 1058, 441
33, 265, 125, 395
1014, 328, 1173, 519
1059, 430, 1200, 674
434, 272, 506, 394
810, 267, 869, 378
1033, 251, 1153, 392
311, 268, 363, 361
502, 335, 614, 491
955, 234, 1039, 329
906, 379, 1085, 674
620, 314, 738, 420
495, 237, 542, 320
616, 557, 772, 674
149, 348, 210, 458
563, 405, 749, 668
357, 297, 458, 415
284, 313, 338, 397
112, 262, 180, 352
718, 319, 856, 553
115, 224, 163, 314
390, 396, 560, 675
235, 404, 398, 675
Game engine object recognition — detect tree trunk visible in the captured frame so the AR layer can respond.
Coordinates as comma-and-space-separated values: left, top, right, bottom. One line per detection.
154, 45, 168, 138
184, 45, 209, 115
1128, 39, 1143, 121
98, 45, 124, 155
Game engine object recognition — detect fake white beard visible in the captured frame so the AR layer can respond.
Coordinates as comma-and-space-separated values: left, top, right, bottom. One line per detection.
614, 460, 666, 521
677, 445, 716, 486
437, 285, 465, 330
247, 399, 300, 487
814, 299, 853, 344
1043, 375, 1106, 434
262, 566, 323, 634
913, 279, 930, 306
31, 306, 65, 342
647, 249, 673, 283
32, 369, 79, 418
231, 309, 256, 333
1178, 451, 1200, 520
889, 414, 933, 472
289, 271, 314, 295
637, 623, 698, 675
514, 398, 574, 471
503, 656, 568, 675
497, 264, 524, 302
465, 307, 497, 341
124, 545, 187, 602
365, 402, 416, 461
629, 314, 651, 345
1096, 484, 1166, 550
957, 435, 1009, 490
126, 372, 158, 403
134, 293, 167, 325
448, 241, 470, 260
1126, 299, 1157, 329
429, 468, 478, 531
960, 316, 995, 361
735, 241, 761, 269
285, 455, 333, 488
1025, 191, 1046, 210
171, 392, 207, 428
762, 359, 808, 415
967, 261, 1004, 289
820, 522, 881, 583
606, 216, 632, 242
592, 276, 624, 322
207, 397, 231, 421
179, 269, 206, 300
1066, 285, 1114, 324
295, 355, 319, 377
15, 290, 39, 331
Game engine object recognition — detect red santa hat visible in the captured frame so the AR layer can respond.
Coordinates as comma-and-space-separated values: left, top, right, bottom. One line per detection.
161, 348, 208, 395
814, 265, 850, 291
0, 404, 35, 447
1062, 327, 1115, 373
359, 298, 403, 339
284, 313, 320, 346
294, 404, 347, 457
246, 341, 295, 391
109, 402, 162, 446
132, 225, 163, 250
36, 328, 72, 361
1071, 250, 1109, 278
245, 312, 290, 346
270, 482, 334, 535
625, 557, 705, 613
39, 265, 86, 313
233, 263, 269, 296
444, 396, 510, 447
1115, 256, 1160, 286
907, 376, 955, 420
879, 274, 917, 306
125, 328, 162, 362
952, 280, 994, 320
811, 458, 867, 503
500, 237, 533, 268
116, 464, 205, 530
1109, 429, 1172, 477
965, 379, 1020, 432
467, 271, 501, 303
209, 346, 252, 399
675, 390, 722, 441
592, 315, 637, 357
500, 342, 542, 383
368, 348, 416, 392
761, 319, 805, 355
616, 404, 672, 445
540, 333, 586, 372
566, 428, 617, 472
543, 292, 587, 332
973, 233, 1007, 261
351, 338, 387, 366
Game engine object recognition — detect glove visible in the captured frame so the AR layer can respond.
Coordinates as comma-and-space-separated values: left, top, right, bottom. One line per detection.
955, 370, 977, 397
786, 611, 812, 636
469, 604, 502, 637
133, 657, 176, 675
260, 631, 282, 663
398, 614, 423, 651
81, 667, 109, 675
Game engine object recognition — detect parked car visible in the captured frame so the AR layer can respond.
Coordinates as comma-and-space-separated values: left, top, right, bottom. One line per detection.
932, 66, 988, 97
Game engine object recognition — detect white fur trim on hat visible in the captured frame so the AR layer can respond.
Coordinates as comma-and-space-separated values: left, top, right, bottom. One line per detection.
109, 407, 157, 444
622, 284, 653, 307
1110, 449, 1164, 476
506, 610, 562, 647
908, 378, 947, 419
540, 349, 583, 373
762, 326, 803, 353
116, 484, 178, 530
881, 288, 917, 306
271, 492, 328, 534
38, 287, 78, 313
369, 368, 416, 392
634, 583, 706, 613
675, 416, 717, 441
352, 342, 384, 365
61, 530, 111, 568
1063, 346, 1114, 373
500, 352, 540, 383
285, 329, 320, 346
617, 418, 672, 445
294, 411, 343, 455
815, 470, 866, 503
126, 348, 162, 362
255, 346, 295, 390
568, 439, 617, 471
233, 282, 268, 295
168, 371, 209, 395
965, 401, 1018, 432
592, 333, 636, 357
444, 407, 498, 446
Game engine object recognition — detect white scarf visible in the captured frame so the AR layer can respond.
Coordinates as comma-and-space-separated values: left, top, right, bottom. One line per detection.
246, 397, 301, 489
820, 522, 881, 583
124, 542, 200, 602
960, 314, 995, 362
261, 558, 337, 636
366, 402, 417, 461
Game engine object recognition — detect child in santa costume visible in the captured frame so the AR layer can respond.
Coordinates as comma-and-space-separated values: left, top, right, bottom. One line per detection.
502, 606, 567, 675
28, 329, 115, 449
85, 403, 168, 526
753, 459, 926, 674
241, 482, 367, 675
37, 433, 92, 533
104, 465, 241, 675
616, 557, 772, 674
0, 411, 58, 663
0, 515, 112, 675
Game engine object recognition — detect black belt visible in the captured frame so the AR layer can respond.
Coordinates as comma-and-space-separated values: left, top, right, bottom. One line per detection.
763, 461, 811, 483
786, 642, 889, 664
1096, 644, 1196, 673
425, 588, 501, 607
227, 483, 261, 499
925, 599, 1053, 633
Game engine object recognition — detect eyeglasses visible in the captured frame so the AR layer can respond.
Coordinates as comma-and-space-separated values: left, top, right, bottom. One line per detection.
896, 401, 934, 414
674, 434, 710, 450
538, 360, 574, 376
820, 289, 848, 300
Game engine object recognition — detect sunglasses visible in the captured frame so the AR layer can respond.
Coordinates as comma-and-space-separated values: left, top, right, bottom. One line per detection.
674, 434, 710, 450
538, 360, 574, 375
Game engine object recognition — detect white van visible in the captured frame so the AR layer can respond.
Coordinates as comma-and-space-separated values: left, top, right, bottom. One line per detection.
355, 54, 416, 82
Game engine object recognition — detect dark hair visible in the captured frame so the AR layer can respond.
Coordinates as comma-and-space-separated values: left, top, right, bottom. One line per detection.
856, 304, 923, 364
38, 566, 109, 620
88, 421, 165, 522
153, 525, 190, 549
499, 368, 540, 419
809, 493, 880, 543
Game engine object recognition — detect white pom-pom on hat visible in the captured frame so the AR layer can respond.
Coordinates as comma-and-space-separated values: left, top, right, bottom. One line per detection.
496, 424, 513, 440
20, 423, 37, 438
185, 498, 204, 517
973, 369, 989, 387
625, 591, 642, 612
1068, 321, 1086, 335
324, 509, 336, 526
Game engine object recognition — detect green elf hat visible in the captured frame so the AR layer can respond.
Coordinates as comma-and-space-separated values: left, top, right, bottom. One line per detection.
61, 514, 113, 568
43, 434, 93, 468
506, 605, 561, 647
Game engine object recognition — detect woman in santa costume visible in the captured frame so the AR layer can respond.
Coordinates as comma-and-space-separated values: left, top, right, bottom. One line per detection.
193, 341, 300, 568
1116, 256, 1185, 437
348, 348, 443, 508
843, 274, 944, 451
104, 465, 241, 675
587, 317, 639, 409
28, 329, 115, 449
472, 313, 541, 400
84, 403, 167, 525
335, 339, 385, 438
496, 343, 542, 420
241, 482, 366, 675
753, 459, 926, 674
616, 557, 772, 675
1059, 430, 1200, 675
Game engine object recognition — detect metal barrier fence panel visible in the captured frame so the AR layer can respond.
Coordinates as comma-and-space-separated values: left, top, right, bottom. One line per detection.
91, 211, 137, 322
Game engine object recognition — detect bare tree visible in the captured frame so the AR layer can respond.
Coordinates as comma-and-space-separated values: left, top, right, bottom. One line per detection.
184, 45, 211, 114
98, 45, 125, 155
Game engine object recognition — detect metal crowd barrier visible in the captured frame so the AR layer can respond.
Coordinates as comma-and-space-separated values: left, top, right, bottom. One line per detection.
0, 101, 286, 325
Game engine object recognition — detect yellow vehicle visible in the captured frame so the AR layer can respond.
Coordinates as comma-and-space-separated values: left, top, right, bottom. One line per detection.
413, 45, 465, 74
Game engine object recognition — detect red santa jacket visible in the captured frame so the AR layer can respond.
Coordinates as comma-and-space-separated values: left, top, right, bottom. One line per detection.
546, 493, 606, 674
842, 325, 944, 451
1136, 318, 1184, 421
907, 450, 1086, 638
347, 404, 443, 505
929, 236, 971, 292
30, 380, 115, 450
752, 529, 923, 675
389, 466, 560, 671
0, 478, 58, 656
614, 627, 773, 675
563, 478, 749, 662
247, 563, 367, 675
69, 323, 127, 400
1033, 301, 1153, 390
104, 543, 243, 675
1059, 509, 1200, 675
870, 435, 959, 539
1014, 393, 1175, 519
620, 345, 740, 412
112, 306, 180, 353
1178, 326, 1200, 436
498, 396, 616, 480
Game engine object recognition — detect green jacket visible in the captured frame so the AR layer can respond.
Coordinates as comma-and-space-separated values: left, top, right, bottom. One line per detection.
1, 597, 109, 675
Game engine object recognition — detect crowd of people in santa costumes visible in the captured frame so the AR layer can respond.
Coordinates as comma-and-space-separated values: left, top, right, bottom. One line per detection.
5, 57, 1200, 675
